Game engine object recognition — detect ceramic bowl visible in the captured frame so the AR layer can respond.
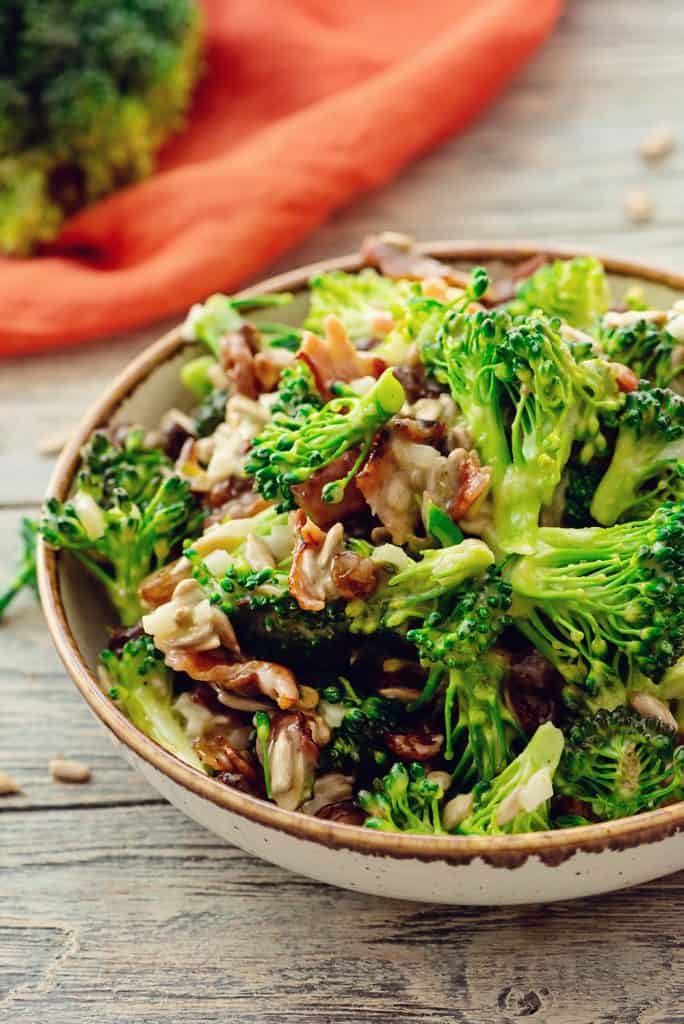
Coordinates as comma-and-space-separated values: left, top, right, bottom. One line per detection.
37, 242, 684, 905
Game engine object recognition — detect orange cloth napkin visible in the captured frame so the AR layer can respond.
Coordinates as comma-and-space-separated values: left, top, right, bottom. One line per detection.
0, 0, 563, 355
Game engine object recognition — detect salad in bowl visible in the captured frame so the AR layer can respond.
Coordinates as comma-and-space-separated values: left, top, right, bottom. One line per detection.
32, 233, 684, 841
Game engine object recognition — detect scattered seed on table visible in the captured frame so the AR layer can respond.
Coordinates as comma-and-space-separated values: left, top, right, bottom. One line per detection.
0, 769, 21, 795
624, 188, 655, 224
639, 123, 676, 162
49, 757, 92, 784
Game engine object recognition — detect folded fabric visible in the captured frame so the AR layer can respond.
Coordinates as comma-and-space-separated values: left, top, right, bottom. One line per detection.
0, 0, 563, 355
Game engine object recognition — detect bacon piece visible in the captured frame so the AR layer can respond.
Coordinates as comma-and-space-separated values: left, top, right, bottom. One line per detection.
204, 480, 270, 527
486, 253, 550, 305
194, 734, 260, 782
220, 325, 260, 398
298, 315, 386, 399
505, 648, 563, 736
360, 232, 471, 288
610, 361, 640, 393
330, 550, 379, 600
290, 449, 367, 528
447, 451, 493, 520
138, 556, 191, 609
384, 724, 444, 762
315, 801, 366, 825
165, 648, 299, 710
288, 510, 345, 611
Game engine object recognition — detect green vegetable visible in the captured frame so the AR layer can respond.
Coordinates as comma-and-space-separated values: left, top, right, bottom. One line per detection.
457, 722, 564, 835
41, 429, 200, 624
509, 504, 684, 708
0, 518, 38, 622
359, 762, 446, 834
193, 387, 228, 438
512, 256, 612, 328
246, 368, 405, 509
305, 268, 414, 341
181, 355, 216, 400
323, 694, 402, 774
425, 500, 464, 547
561, 458, 605, 527
420, 294, 622, 552
253, 711, 272, 798
555, 707, 684, 820
599, 317, 681, 388
0, 0, 202, 255
184, 293, 294, 357
101, 635, 204, 771
590, 385, 684, 525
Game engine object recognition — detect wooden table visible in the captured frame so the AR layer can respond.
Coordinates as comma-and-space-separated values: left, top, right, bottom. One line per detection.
3, 2, 683, 1020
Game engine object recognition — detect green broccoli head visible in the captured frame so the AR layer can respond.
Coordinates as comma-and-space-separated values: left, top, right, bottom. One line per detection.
322, 691, 403, 774
0, 517, 38, 622
457, 721, 564, 835
41, 429, 201, 624
182, 292, 295, 358
420, 303, 622, 552
101, 634, 204, 771
561, 459, 605, 527
599, 317, 681, 388
305, 268, 416, 343
0, 0, 203, 255
271, 359, 323, 419
512, 256, 612, 328
359, 761, 446, 834
245, 368, 405, 509
590, 385, 684, 525
509, 503, 684, 708
555, 707, 684, 820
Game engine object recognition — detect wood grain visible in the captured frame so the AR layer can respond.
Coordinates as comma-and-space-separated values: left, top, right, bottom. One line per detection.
2, 0, 684, 1020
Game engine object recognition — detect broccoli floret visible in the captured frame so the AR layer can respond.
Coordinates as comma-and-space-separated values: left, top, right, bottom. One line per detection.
420, 297, 622, 552
322, 689, 403, 774
0, 518, 38, 622
359, 761, 446, 834
0, 0, 203, 255
271, 359, 323, 418
561, 459, 605, 527
457, 722, 564, 835
509, 504, 684, 708
41, 429, 200, 624
346, 538, 495, 635
192, 387, 228, 438
407, 567, 519, 783
590, 385, 684, 525
305, 269, 415, 343
599, 317, 680, 388
245, 368, 405, 509
512, 256, 612, 328
101, 634, 204, 771
555, 707, 684, 820
183, 292, 295, 358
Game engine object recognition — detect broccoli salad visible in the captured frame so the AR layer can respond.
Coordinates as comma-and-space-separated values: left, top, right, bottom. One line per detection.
35, 233, 684, 834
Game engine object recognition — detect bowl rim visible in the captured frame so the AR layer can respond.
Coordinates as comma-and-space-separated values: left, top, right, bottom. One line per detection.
37, 240, 684, 868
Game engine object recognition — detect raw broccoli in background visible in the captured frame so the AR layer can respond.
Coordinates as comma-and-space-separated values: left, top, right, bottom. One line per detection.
590, 385, 684, 525
101, 634, 204, 771
511, 256, 612, 328
0, 0, 203, 255
555, 707, 684, 820
508, 503, 684, 710
246, 368, 405, 509
0, 518, 38, 622
305, 268, 416, 342
41, 429, 201, 624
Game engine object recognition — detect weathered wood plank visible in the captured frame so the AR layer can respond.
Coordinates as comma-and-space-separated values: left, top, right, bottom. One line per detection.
2, 803, 684, 1023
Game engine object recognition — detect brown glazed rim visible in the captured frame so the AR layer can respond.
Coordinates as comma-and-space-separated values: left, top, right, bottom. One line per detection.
37, 241, 684, 868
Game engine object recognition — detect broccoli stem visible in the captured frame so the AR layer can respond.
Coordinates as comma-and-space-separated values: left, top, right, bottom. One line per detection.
254, 711, 272, 798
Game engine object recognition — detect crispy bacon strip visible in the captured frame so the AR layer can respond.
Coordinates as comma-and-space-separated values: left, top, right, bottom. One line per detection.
165, 648, 299, 710
290, 449, 367, 528
360, 232, 471, 288
298, 315, 385, 399
220, 325, 259, 398
447, 451, 493, 520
